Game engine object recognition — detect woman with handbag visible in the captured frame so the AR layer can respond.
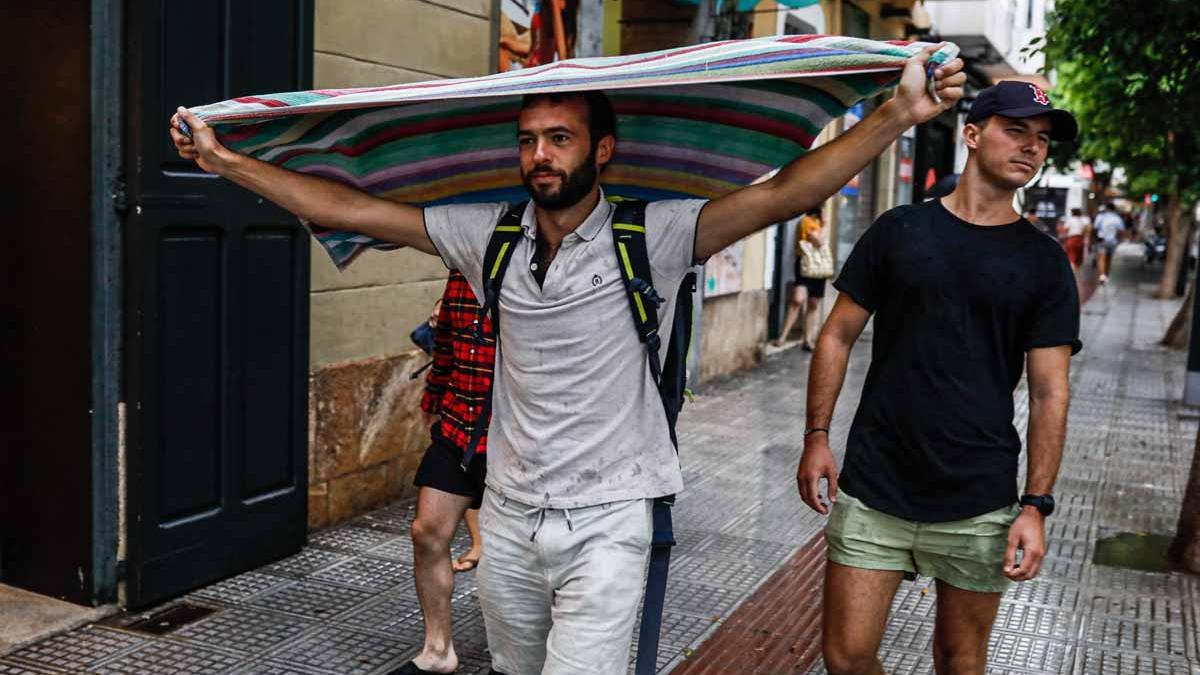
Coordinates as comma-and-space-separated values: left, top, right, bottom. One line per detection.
774, 208, 834, 350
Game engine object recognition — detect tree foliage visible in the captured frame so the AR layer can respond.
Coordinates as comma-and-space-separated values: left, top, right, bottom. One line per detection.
1044, 1, 1200, 300
1043, 0, 1200, 202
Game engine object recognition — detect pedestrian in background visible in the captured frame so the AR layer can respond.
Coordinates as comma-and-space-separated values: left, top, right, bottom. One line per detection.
1093, 202, 1125, 285
775, 207, 832, 351
1062, 207, 1091, 284
401, 270, 494, 675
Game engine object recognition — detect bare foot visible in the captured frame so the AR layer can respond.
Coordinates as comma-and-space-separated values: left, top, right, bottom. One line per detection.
453, 548, 481, 573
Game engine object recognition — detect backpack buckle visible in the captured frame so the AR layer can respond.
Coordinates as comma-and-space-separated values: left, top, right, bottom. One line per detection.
631, 277, 663, 307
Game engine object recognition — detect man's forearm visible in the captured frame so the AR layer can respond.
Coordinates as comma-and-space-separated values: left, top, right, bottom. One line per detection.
221, 153, 407, 241
1025, 391, 1068, 494
806, 332, 854, 431
765, 99, 912, 223
214, 150, 434, 253
695, 100, 912, 258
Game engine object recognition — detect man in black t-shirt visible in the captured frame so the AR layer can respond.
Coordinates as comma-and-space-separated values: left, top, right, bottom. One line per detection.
797, 81, 1081, 675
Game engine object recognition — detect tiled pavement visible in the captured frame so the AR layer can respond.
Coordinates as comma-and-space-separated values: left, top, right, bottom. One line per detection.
3, 245, 1198, 674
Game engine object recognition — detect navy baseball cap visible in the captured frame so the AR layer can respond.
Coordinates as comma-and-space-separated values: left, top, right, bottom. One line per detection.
965, 81, 1078, 142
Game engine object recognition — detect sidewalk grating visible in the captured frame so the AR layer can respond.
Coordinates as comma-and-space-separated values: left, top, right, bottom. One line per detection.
90, 639, 245, 674
265, 625, 411, 674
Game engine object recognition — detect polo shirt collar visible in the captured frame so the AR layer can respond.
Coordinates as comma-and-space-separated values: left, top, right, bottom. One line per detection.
519, 189, 614, 243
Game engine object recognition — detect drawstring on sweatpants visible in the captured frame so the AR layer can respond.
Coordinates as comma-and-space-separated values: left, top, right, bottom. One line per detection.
522, 505, 575, 542
526, 506, 547, 542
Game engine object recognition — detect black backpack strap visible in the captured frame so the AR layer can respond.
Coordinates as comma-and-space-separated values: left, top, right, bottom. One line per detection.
610, 199, 667, 389
611, 198, 679, 675
635, 497, 675, 675
459, 202, 525, 471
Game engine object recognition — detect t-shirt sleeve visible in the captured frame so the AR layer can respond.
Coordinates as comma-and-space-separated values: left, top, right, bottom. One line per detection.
1024, 247, 1082, 354
833, 213, 891, 313
423, 203, 508, 300
646, 199, 706, 281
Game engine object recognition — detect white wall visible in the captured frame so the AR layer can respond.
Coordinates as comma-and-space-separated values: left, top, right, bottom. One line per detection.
926, 0, 1050, 74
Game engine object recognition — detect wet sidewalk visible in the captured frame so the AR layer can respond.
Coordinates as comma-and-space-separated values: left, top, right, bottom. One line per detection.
2, 245, 1196, 674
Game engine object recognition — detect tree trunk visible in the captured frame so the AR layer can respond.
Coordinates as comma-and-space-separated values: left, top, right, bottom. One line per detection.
1162, 269, 1195, 349
1162, 211, 1197, 347
1157, 195, 1186, 299
1170, 425, 1200, 572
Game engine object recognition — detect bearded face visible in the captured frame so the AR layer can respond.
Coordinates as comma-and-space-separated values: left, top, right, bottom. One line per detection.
521, 146, 599, 210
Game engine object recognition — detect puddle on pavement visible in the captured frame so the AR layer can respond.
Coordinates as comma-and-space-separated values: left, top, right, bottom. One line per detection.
1093, 532, 1173, 573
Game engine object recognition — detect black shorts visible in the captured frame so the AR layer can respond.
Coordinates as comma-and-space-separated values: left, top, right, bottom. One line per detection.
792, 259, 827, 298
413, 438, 487, 510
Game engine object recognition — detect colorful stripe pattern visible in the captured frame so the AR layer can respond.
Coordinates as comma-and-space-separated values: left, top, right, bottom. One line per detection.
189, 35, 958, 268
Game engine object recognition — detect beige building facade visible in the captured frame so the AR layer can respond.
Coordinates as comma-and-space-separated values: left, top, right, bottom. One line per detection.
306, 0, 497, 530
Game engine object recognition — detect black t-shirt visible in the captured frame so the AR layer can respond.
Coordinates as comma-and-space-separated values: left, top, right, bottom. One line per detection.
834, 199, 1081, 523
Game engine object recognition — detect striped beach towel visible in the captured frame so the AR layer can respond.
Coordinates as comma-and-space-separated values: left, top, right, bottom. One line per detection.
188, 34, 957, 268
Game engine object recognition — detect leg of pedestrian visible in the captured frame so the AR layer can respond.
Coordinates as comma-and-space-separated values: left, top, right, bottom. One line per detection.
406, 487, 474, 674
821, 562, 904, 675
929, 581, 1003, 675
804, 290, 824, 350
776, 284, 806, 347
453, 509, 482, 573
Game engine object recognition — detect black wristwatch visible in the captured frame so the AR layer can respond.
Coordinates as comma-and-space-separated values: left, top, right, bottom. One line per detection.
1019, 494, 1055, 517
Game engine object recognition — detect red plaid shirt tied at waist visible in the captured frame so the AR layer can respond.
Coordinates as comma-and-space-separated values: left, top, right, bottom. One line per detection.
421, 270, 495, 454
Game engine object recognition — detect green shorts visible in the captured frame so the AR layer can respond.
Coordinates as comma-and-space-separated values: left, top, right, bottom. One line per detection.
825, 491, 1020, 594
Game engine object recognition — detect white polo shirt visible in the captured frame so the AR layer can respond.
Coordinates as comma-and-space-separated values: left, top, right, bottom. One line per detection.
424, 193, 706, 508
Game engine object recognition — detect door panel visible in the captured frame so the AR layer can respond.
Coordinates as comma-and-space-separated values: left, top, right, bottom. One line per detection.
126, 0, 312, 608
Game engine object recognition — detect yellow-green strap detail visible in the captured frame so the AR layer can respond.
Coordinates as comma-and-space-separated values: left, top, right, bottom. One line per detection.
495, 225, 523, 232
489, 241, 511, 279
617, 241, 648, 323
613, 222, 645, 233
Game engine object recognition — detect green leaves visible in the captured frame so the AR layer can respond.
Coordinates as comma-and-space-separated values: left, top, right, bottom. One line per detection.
1042, 0, 1200, 197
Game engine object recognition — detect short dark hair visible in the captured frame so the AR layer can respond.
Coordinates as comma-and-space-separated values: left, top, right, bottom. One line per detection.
1071, 207, 1083, 216
521, 91, 617, 150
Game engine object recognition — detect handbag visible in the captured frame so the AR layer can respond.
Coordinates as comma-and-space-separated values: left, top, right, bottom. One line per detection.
798, 237, 834, 279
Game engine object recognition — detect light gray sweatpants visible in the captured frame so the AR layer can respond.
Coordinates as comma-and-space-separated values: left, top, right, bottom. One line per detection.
477, 488, 653, 675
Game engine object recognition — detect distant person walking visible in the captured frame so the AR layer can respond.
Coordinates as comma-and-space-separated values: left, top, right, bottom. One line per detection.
1062, 207, 1091, 293
1093, 203, 1125, 284
776, 208, 833, 351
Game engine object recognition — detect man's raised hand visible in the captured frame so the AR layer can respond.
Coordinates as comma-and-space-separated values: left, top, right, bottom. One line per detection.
893, 44, 966, 127
170, 107, 230, 175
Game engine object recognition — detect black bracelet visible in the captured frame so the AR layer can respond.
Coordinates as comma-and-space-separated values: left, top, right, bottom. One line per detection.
804, 428, 829, 437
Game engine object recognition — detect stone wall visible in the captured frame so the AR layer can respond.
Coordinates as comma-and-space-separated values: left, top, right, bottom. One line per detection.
698, 290, 769, 382
307, 0, 495, 531
307, 352, 434, 530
